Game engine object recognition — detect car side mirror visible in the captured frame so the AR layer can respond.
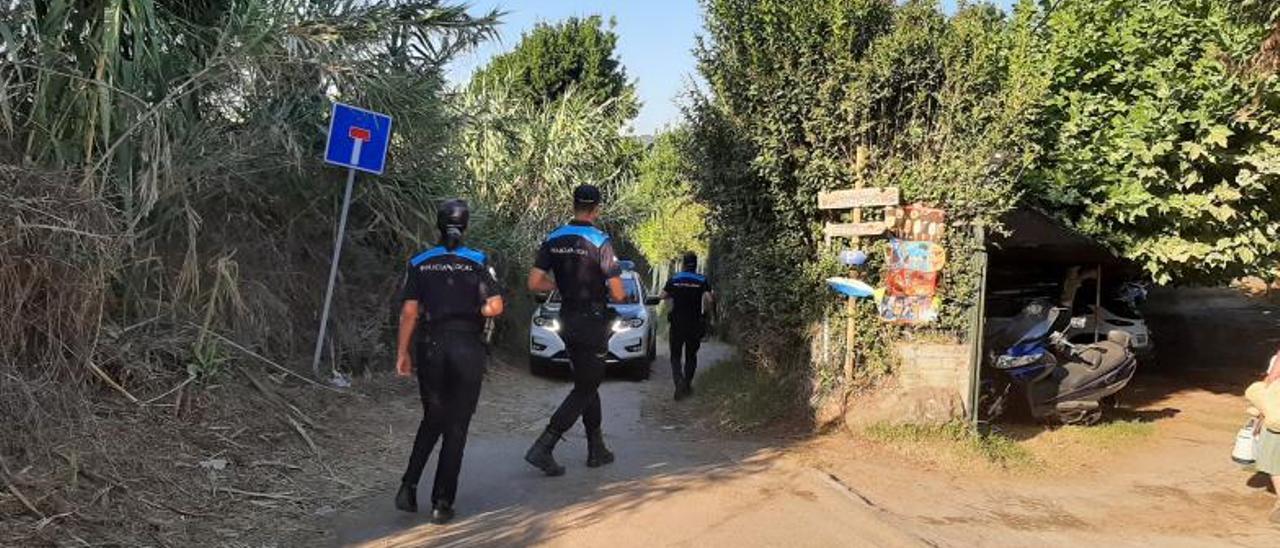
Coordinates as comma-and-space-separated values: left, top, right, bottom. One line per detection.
645, 296, 661, 306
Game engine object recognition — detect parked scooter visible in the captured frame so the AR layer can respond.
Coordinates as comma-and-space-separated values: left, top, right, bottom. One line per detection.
981, 299, 1138, 425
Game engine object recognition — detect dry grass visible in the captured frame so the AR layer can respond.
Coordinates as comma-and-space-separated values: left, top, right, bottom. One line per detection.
853, 418, 1158, 477
694, 355, 811, 433
1013, 420, 1158, 472
0, 160, 404, 546
0, 370, 407, 547
861, 422, 1040, 471
0, 166, 121, 454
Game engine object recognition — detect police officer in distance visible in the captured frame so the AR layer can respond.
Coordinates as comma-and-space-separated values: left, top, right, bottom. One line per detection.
661, 252, 714, 400
524, 184, 626, 476
394, 199, 504, 524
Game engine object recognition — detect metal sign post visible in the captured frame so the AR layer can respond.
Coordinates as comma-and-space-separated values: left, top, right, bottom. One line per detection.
312, 103, 393, 379
968, 224, 989, 431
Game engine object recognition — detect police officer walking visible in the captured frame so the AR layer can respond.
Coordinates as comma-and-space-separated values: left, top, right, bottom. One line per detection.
661, 252, 714, 400
524, 184, 626, 476
394, 199, 504, 524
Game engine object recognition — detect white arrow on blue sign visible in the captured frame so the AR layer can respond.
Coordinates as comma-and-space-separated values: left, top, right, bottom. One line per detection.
324, 102, 393, 175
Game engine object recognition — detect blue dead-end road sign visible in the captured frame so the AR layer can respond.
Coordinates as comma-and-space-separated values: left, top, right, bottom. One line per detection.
324, 102, 393, 175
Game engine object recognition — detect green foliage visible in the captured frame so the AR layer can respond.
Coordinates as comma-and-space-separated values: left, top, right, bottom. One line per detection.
458, 57, 642, 346
624, 129, 709, 271
1, 0, 497, 219
458, 81, 638, 257
470, 15, 636, 116
1025, 0, 1280, 284
690, 0, 1040, 378
0, 0, 498, 368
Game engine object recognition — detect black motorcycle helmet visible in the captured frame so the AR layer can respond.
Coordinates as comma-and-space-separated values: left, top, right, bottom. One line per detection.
436, 199, 469, 250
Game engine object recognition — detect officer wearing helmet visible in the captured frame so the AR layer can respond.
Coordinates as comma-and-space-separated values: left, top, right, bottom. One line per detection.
524, 184, 626, 477
394, 199, 504, 524
660, 252, 713, 400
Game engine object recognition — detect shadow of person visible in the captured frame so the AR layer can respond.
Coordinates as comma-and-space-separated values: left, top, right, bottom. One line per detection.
1104, 407, 1181, 423
1247, 471, 1277, 494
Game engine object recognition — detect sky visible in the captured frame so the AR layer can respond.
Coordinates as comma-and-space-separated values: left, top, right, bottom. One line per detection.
446, 1, 1017, 136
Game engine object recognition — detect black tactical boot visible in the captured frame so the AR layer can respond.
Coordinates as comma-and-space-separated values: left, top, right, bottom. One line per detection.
674, 379, 691, 401
395, 482, 418, 513
524, 427, 566, 476
431, 500, 455, 524
586, 427, 615, 468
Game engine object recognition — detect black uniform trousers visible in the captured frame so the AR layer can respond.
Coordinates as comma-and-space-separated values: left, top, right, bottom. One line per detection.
401, 329, 485, 505
549, 310, 609, 433
669, 323, 703, 387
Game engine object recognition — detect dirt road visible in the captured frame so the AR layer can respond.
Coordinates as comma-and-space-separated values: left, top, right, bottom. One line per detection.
331, 341, 926, 547
322, 288, 1280, 547
805, 288, 1280, 547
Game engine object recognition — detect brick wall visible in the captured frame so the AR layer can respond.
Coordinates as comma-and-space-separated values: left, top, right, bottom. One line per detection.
895, 342, 973, 415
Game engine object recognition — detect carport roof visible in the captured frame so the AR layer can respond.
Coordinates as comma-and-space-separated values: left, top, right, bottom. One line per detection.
988, 208, 1126, 266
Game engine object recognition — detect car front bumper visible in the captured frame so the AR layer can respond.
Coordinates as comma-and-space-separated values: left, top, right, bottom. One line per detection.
530, 324, 649, 367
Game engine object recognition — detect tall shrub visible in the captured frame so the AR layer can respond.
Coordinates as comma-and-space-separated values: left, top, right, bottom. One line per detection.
691, 0, 1040, 383
1024, 0, 1280, 284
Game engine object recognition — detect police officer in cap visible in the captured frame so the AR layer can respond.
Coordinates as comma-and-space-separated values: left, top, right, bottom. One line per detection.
394, 199, 504, 524
661, 252, 714, 400
524, 184, 626, 476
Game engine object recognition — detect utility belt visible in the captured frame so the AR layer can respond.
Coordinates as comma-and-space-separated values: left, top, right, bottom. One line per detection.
422, 318, 484, 337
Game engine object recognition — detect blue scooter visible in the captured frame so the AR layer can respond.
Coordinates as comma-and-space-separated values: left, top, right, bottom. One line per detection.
981, 300, 1138, 425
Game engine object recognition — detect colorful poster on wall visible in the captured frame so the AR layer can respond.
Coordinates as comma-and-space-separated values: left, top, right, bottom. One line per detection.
879, 295, 941, 324
879, 205, 946, 325
886, 239, 946, 272
885, 269, 939, 297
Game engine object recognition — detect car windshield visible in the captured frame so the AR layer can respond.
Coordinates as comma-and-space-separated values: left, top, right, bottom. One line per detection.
622, 277, 641, 304
547, 277, 641, 305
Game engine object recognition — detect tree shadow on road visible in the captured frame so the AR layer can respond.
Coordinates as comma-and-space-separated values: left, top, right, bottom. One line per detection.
336, 443, 783, 547
333, 340, 794, 547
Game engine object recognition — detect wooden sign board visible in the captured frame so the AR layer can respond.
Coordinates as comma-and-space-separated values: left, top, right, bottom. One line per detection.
818, 187, 900, 210
824, 221, 887, 238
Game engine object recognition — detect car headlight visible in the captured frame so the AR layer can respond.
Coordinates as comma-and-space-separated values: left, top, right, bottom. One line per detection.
533, 317, 560, 331
612, 318, 644, 332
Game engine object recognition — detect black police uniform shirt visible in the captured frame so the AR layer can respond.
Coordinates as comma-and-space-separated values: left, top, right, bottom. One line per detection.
534, 220, 622, 313
663, 271, 712, 330
400, 246, 501, 333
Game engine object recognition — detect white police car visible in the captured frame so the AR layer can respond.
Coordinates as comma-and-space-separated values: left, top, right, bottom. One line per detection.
529, 262, 660, 380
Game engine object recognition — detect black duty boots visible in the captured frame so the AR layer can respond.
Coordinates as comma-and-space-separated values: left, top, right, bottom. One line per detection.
396, 482, 456, 525
431, 500, 455, 524
586, 427, 615, 468
524, 426, 566, 476
673, 379, 692, 401
395, 482, 418, 513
